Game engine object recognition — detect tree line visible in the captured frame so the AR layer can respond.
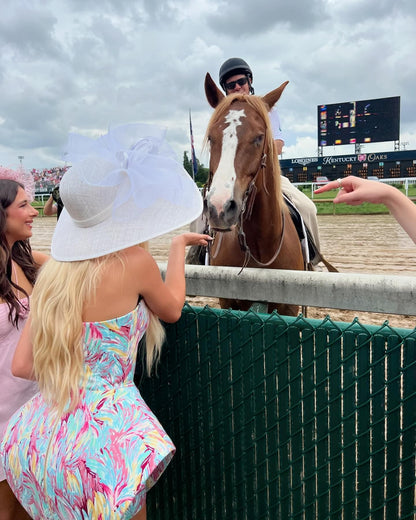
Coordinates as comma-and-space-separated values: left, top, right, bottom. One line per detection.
183, 151, 209, 187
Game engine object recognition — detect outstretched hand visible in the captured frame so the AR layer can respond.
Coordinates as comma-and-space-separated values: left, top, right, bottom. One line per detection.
172, 232, 213, 248
314, 176, 390, 206
315, 175, 416, 244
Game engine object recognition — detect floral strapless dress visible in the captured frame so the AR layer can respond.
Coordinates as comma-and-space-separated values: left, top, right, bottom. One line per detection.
1, 301, 174, 519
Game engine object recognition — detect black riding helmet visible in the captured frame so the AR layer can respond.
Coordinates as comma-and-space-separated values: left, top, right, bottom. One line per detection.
219, 58, 255, 94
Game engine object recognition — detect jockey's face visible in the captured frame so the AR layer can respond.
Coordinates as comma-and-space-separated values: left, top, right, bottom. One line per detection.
224, 74, 251, 95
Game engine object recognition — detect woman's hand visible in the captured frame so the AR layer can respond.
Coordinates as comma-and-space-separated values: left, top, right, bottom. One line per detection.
315, 175, 416, 244
315, 175, 392, 205
171, 232, 212, 248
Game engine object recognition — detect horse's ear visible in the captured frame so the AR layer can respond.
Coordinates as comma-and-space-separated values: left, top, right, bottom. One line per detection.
205, 73, 224, 108
262, 81, 289, 110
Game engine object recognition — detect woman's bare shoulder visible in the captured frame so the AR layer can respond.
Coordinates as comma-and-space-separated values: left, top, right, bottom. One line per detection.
121, 244, 154, 263
32, 250, 50, 266
119, 245, 160, 278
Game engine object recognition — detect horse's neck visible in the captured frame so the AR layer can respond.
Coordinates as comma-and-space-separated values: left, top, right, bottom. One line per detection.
244, 164, 284, 244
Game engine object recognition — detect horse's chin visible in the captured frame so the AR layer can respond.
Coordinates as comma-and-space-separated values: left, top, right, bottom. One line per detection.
211, 227, 232, 232
210, 224, 237, 233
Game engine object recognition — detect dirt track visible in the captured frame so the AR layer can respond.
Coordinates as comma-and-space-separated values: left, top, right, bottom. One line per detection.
32, 214, 416, 329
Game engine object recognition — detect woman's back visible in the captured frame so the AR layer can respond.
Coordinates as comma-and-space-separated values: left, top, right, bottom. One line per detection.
81, 246, 144, 323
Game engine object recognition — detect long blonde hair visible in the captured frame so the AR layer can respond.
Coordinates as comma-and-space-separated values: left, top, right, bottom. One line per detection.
31, 254, 165, 416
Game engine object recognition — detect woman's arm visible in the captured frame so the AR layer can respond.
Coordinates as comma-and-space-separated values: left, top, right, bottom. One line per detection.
137, 232, 211, 322
12, 317, 35, 380
315, 176, 416, 244
43, 195, 57, 216
12, 253, 49, 379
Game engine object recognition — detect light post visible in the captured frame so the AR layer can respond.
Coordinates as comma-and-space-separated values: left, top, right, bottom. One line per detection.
18, 155, 24, 166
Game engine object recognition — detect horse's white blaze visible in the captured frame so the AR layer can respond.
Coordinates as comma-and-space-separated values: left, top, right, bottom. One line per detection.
208, 109, 246, 211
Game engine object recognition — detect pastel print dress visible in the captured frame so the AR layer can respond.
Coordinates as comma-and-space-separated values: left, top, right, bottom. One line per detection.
1, 301, 175, 519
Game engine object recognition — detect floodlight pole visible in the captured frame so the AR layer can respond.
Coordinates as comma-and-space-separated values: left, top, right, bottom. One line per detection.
18, 155, 24, 166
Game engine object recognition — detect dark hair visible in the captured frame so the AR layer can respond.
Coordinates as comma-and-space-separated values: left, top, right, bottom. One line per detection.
0, 179, 38, 327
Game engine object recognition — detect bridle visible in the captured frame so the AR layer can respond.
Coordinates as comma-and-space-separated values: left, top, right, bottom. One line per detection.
206, 144, 286, 273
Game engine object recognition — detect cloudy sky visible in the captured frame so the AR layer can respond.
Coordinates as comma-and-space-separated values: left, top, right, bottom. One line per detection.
1, 0, 415, 170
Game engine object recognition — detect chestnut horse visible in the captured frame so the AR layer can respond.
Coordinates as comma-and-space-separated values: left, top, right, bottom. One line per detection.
204, 73, 304, 315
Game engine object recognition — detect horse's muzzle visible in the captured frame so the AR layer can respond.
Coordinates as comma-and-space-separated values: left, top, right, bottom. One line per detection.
206, 198, 239, 230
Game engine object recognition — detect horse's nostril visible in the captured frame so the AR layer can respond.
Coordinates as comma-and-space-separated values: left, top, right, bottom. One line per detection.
208, 204, 218, 220
224, 199, 237, 215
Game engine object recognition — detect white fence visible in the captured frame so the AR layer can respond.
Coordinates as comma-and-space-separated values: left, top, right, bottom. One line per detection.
293, 177, 416, 198
158, 263, 416, 317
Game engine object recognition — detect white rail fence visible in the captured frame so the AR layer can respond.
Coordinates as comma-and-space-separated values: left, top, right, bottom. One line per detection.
294, 177, 416, 198
159, 263, 416, 317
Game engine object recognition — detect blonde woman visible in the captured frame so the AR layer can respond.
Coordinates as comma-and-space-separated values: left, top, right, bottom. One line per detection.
1, 124, 210, 520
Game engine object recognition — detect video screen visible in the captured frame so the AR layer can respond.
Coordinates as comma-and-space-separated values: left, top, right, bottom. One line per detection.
318, 96, 400, 146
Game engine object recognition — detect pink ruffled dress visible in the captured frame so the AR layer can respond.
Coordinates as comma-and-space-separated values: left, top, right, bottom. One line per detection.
0, 297, 38, 481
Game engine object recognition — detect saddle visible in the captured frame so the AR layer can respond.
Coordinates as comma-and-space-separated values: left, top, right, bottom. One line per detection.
284, 195, 338, 272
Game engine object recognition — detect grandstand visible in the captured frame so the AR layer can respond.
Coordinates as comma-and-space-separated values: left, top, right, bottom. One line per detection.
280, 149, 416, 183
33, 166, 68, 195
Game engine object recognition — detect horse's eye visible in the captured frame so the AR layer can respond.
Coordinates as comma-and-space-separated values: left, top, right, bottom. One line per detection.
253, 135, 264, 146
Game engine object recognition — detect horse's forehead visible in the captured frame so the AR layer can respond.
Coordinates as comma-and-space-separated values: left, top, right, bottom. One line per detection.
215, 103, 263, 136
224, 108, 246, 129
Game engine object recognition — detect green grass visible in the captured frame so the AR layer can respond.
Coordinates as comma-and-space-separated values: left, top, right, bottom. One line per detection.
307, 184, 416, 215
315, 201, 390, 215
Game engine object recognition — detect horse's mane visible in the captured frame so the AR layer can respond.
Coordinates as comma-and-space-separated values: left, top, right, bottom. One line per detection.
204, 94, 283, 207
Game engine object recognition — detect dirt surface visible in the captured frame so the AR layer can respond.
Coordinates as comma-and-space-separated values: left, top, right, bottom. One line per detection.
32, 214, 416, 329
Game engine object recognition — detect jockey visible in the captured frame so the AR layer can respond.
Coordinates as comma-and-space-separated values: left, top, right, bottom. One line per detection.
218, 58, 322, 261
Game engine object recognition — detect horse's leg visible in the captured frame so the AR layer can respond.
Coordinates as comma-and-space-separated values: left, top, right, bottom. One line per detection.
219, 298, 252, 311
270, 303, 299, 316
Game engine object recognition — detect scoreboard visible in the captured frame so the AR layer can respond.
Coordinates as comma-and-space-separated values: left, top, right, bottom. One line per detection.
318, 96, 400, 147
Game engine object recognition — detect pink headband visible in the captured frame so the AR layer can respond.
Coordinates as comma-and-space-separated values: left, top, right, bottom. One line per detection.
0, 166, 35, 201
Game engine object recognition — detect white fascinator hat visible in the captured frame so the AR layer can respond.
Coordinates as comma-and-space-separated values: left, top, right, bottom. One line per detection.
51, 123, 203, 261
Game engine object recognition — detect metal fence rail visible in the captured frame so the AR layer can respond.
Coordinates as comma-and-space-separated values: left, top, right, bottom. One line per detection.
138, 305, 416, 520
158, 263, 416, 316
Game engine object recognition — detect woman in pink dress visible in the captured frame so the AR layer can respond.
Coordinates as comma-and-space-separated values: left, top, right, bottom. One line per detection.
2, 123, 211, 519
0, 167, 48, 519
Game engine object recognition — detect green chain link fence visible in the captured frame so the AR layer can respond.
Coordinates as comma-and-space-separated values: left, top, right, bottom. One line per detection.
136, 304, 416, 519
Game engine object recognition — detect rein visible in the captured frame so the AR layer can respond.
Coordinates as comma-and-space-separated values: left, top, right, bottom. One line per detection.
207, 148, 286, 273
